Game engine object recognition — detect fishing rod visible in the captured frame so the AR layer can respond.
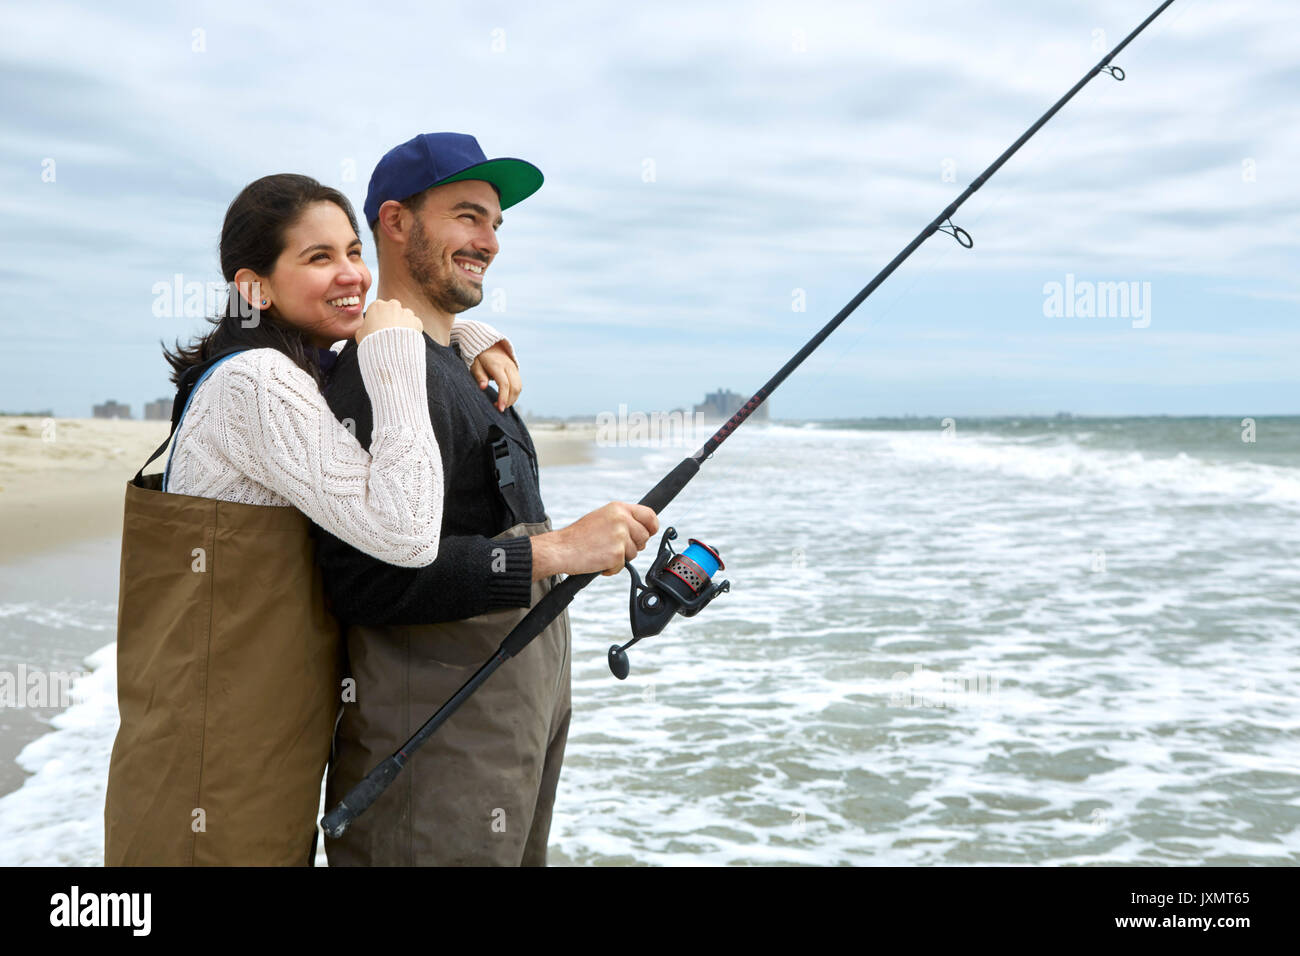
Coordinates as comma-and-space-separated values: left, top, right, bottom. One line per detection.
322, 0, 1177, 838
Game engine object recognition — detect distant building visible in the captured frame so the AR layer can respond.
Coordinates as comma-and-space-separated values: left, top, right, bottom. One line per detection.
693, 388, 769, 422
143, 398, 171, 421
92, 400, 132, 420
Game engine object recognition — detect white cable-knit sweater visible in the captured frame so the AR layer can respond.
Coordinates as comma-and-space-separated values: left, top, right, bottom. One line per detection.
165, 320, 509, 568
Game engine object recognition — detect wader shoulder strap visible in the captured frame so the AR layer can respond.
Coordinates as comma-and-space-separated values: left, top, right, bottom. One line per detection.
133, 348, 250, 488
487, 424, 538, 527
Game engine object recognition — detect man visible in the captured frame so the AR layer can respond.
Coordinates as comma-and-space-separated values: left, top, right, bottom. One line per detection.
314, 132, 658, 866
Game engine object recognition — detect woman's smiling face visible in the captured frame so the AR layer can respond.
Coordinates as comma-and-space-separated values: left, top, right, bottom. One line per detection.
253, 201, 373, 347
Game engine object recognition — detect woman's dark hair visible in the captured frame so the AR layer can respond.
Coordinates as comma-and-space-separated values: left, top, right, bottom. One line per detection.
163, 174, 362, 387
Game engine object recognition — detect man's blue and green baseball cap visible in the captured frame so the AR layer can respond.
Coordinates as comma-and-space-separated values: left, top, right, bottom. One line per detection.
364, 132, 543, 227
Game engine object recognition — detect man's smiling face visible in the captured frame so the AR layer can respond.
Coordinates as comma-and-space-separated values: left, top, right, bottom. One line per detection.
403, 179, 502, 314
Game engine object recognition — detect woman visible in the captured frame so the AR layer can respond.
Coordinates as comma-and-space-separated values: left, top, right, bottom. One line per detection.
104, 173, 520, 866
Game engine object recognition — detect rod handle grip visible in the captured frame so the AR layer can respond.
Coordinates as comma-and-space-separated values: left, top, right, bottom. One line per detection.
320, 755, 403, 839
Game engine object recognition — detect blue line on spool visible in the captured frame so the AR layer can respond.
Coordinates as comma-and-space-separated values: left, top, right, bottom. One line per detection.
682, 541, 720, 577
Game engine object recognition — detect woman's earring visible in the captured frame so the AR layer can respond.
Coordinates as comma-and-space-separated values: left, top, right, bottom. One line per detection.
261, 299, 268, 306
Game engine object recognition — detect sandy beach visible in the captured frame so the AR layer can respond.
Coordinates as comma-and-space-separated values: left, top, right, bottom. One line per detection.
0, 417, 170, 566
0, 415, 596, 566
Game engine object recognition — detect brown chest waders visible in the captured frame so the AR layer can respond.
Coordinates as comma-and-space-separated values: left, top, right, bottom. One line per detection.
324, 517, 572, 867
104, 350, 342, 865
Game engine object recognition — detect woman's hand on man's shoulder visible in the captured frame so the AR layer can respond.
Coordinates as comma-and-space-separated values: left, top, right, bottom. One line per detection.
357, 299, 423, 343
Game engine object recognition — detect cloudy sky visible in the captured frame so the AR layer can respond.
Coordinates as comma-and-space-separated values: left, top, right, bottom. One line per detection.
1, 0, 1295, 419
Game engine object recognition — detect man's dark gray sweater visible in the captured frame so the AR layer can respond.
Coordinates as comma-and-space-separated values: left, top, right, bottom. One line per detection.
312, 332, 547, 625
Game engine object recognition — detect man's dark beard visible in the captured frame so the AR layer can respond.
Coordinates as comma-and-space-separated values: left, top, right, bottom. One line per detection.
405, 216, 483, 313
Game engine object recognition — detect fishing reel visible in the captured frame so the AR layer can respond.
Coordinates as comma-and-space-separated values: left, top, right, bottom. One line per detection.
608, 528, 729, 679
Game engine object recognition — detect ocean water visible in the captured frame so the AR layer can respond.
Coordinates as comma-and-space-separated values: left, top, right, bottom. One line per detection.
0, 538, 120, 864
542, 416, 1300, 865
1, 417, 1297, 865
